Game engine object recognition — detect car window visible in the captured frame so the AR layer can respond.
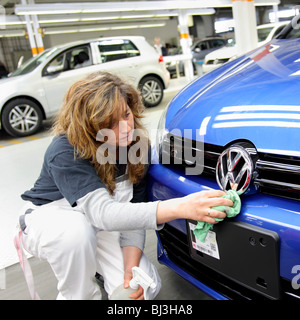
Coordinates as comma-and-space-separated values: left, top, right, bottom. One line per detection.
97, 39, 140, 63
69, 46, 91, 69
9, 48, 57, 77
46, 51, 66, 71
209, 39, 225, 48
194, 41, 208, 51
43, 45, 91, 75
273, 25, 286, 38
257, 27, 273, 42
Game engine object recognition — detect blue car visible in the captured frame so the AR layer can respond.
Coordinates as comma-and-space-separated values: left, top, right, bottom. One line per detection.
148, 18, 300, 300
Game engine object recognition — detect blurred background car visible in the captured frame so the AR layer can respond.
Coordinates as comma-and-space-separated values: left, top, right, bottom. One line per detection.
203, 21, 288, 73
166, 37, 227, 77
0, 36, 170, 137
149, 18, 300, 300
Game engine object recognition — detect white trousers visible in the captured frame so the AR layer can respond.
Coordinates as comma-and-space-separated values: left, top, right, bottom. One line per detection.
20, 198, 161, 300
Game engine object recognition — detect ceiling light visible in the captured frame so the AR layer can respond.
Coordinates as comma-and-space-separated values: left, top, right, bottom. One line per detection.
43, 22, 166, 35
40, 18, 80, 24
80, 16, 119, 22
15, 0, 280, 16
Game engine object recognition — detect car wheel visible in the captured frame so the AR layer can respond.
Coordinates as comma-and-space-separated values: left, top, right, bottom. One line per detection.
1, 98, 43, 137
139, 76, 164, 107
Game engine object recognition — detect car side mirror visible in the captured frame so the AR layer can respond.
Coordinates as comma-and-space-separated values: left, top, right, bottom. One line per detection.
194, 48, 201, 53
46, 64, 64, 74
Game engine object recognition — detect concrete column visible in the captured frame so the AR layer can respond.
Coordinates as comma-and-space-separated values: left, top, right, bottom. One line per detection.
21, 0, 37, 56
232, 0, 258, 56
28, 0, 44, 53
31, 14, 44, 53
178, 9, 194, 82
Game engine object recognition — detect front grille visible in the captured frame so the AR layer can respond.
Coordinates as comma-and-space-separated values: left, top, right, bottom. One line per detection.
161, 133, 222, 178
161, 134, 300, 201
255, 153, 300, 201
158, 224, 300, 300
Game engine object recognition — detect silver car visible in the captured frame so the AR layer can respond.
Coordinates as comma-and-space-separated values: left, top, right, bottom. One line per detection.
0, 36, 170, 137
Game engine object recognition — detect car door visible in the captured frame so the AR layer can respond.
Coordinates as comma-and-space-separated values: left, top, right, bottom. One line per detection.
41, 44, 95, 113
192, 40, 211, 62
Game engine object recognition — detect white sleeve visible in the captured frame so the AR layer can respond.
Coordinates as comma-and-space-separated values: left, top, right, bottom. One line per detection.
76, 188, 161, 232
119, 230, 146, 251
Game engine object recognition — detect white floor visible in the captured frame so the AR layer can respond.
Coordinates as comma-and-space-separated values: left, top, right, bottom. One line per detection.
0, 76, 191, 270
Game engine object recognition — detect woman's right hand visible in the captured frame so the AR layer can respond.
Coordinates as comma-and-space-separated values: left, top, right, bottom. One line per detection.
157, 190, 233, 225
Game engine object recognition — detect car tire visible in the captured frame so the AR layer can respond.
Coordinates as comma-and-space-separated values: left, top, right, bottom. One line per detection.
1, 98, 43, 137
139, 76, 164, 107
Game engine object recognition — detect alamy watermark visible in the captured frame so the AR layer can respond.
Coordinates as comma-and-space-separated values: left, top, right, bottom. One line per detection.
95, 127, 204, 175
0, 267, 6, 290
0, 5, 5, 30
291, 265, 300, 290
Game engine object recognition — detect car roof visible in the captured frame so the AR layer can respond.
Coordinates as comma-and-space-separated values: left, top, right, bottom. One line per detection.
53, 35, 146, 51
195, 37, 225, 42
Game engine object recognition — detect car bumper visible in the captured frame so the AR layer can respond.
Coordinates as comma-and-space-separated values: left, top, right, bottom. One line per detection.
148, 162, 300, 300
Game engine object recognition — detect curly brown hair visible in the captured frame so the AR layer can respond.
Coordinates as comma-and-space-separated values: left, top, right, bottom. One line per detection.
52, 71, 149, 194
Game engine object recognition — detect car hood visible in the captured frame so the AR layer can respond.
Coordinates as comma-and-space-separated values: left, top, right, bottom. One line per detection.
165, 38, 300, 156
205, 40, 269, 61
0, 74, 27, 87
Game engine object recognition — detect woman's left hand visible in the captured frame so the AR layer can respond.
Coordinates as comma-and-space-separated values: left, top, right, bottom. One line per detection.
123, 246, 144, 300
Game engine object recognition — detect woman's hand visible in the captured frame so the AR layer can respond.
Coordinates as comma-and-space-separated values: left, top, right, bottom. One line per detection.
122, 246, 144, 300
157, 189, 233, 225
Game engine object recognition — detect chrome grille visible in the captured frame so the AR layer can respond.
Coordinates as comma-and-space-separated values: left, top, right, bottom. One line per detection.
161, 133, 222, 177
255, 155, 300, 200
161, 134, 300, 201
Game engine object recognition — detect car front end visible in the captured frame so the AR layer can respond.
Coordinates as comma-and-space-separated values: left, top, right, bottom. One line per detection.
148, 34, 300, 300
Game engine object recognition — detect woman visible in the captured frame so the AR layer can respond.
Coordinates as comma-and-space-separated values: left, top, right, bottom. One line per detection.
18, 71, 233, 300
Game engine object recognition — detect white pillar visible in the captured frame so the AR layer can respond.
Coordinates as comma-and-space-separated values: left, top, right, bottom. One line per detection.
21, 0, 37, 56
272, 5, 279, 23
31, 14, 44, 53
178, 9, 194, 82
28, 0, 44, 53
232, 0, 258, 56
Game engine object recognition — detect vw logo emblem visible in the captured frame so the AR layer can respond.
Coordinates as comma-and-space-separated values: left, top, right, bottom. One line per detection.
216, 145, 254, 194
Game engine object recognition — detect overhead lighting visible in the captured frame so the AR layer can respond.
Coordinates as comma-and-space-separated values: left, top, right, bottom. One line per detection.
0, 29, 25, 37
15, 0, 280, 16
41, 18, 80, 24
110, 25, 138, 30
139, 23, 166, 28
80, 16, 119, 22
44, 22, 166, 35
17, 8, 81, 15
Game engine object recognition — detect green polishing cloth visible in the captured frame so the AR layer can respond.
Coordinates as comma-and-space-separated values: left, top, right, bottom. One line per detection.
193, 190, 241, 243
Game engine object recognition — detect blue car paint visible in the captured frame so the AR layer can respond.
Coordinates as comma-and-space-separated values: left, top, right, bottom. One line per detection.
148, 36, 300, 299
166, 38, 300, 154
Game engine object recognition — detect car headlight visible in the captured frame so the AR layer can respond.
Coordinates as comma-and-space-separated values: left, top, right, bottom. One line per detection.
153, 103, 170, 162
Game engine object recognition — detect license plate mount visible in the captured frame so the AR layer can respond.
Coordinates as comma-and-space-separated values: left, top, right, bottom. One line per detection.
186, 219, 281, 299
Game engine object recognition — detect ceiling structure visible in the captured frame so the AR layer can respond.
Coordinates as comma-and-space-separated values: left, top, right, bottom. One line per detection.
0, 0, 294, 79
1, 1, 216, 37
0, 0, 285, 37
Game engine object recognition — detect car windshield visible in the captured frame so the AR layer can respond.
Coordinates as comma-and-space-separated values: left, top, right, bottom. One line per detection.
9, 48, 58, 77
257, 27, 273, 42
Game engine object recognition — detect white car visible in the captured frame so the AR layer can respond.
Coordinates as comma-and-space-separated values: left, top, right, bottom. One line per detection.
203, 22, 288, 73
0, 36, 170, 137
